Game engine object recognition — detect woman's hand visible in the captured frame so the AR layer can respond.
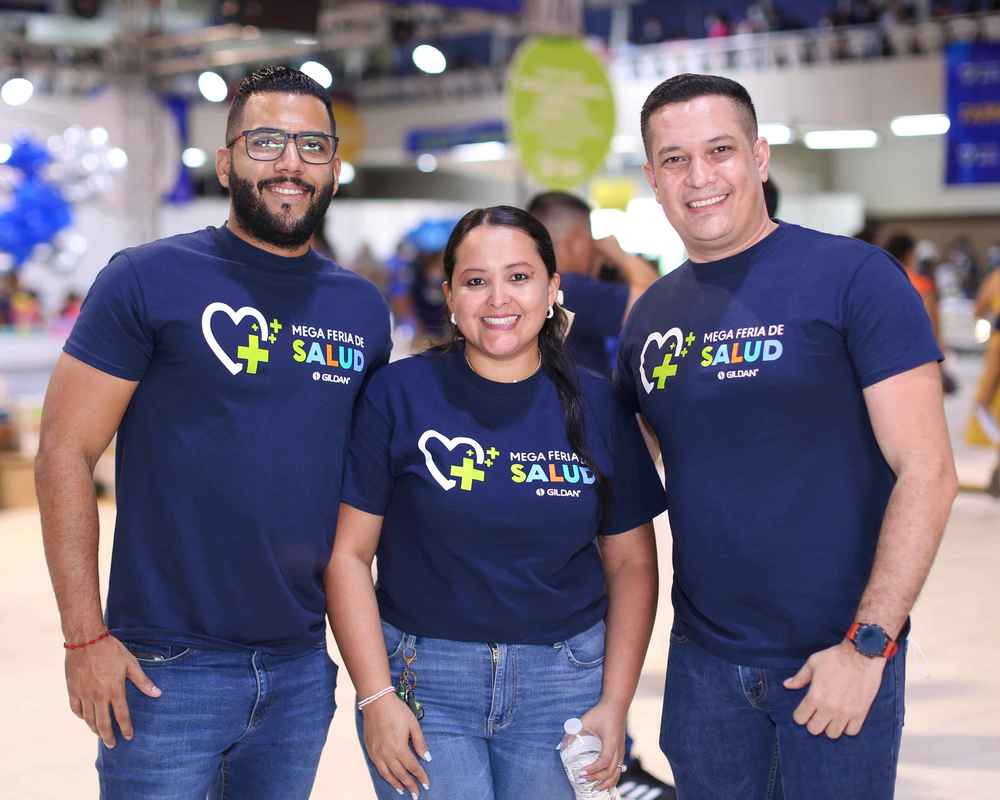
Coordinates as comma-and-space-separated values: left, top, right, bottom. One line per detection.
579, 700, 628, 791
362, 694, 432, 798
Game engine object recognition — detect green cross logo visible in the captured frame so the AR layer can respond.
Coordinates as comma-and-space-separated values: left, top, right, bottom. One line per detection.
450, 457, 485, 491
237, 334, 270, 375
651, 353, 678, 389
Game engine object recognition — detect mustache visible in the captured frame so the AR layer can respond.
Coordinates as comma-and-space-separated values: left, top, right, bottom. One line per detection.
257, 177, 315, 195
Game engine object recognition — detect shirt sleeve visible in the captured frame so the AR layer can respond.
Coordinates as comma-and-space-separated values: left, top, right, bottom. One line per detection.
359, 294, 393, 392
341, 379, 394, 516
843, 251, 943, 389
63, 251, 153, 381
612, 319, 640, 415
601, 394, 667, 535
561, 277, 629, 341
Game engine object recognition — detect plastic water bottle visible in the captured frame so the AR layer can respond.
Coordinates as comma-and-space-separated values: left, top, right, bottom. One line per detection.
558, 717, 621, 800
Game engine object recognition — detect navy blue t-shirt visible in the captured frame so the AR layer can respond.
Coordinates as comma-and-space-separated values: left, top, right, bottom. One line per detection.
614, 222, 942, 668
559, 273, 629, 378
342, 345, 667, 644
65, 225, 391, 653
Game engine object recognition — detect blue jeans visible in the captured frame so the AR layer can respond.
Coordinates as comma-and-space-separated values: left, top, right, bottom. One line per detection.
359, 618, 607, 800
660, 627, 906, 800
97, 641, 337, 799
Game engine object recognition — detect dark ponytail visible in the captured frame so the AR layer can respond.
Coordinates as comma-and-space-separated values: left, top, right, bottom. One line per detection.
441, 206, 609, 513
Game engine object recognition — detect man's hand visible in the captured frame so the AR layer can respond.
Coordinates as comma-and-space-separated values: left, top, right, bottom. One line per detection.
66, 635, 161, 748
783, 640, 886, 739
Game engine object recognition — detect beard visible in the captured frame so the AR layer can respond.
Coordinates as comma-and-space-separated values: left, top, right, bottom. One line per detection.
228, 165, 335, 251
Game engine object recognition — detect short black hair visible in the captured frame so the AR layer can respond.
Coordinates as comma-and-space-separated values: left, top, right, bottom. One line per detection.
640, 73, 758, 156
526, 191, 592, 221
226, 65, 335, 144
885, 232, 916, 263
526, 192, 592, 243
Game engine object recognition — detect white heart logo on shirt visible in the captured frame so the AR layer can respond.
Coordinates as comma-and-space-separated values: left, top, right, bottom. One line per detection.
639, 328, 684, 394
201, 302, 270, 376
417, 429, 485, 491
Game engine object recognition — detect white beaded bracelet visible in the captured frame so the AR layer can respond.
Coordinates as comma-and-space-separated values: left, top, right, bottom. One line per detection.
357, 686, 396, 711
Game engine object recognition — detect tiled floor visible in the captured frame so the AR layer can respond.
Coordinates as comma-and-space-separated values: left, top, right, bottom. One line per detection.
1, 354, 997, 799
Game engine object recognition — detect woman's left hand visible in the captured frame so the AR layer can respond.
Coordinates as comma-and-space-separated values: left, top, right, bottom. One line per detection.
578, 700, 628, 791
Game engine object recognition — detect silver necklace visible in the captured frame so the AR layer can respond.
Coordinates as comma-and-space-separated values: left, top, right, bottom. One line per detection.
465, 350, 542, 383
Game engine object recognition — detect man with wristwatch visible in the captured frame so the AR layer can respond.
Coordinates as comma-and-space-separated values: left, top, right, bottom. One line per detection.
846, 623, 898, 660
615, 72, 958, 799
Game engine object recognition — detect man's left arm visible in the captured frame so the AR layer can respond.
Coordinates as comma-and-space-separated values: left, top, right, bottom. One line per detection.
784, 362, 958, 738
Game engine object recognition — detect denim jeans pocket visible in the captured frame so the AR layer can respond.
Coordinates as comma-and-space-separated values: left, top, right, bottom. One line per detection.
380, 620, 406, 660
560, 619, 607, 668
120, 640, 192, 664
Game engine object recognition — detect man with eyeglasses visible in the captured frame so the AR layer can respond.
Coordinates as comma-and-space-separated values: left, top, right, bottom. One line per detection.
36, 66, 391, 798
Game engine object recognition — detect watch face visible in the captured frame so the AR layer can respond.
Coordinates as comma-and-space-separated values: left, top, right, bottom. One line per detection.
855, 624, 888, 657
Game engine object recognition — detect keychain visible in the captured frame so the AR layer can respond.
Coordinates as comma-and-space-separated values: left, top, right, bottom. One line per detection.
395, 645, 424, 720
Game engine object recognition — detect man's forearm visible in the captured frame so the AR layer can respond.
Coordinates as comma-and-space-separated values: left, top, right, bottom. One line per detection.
616, 253, 656, 292
855, 460, 957, 638
36, 447, 105, 641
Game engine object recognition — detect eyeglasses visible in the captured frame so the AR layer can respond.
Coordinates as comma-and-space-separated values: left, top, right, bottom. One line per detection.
227, 127, 339, 165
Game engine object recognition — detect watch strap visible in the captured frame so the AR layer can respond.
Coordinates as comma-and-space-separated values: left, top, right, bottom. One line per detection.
847, 622, 898, 660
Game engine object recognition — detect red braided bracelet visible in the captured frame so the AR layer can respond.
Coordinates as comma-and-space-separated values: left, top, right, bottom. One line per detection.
64, 630, 110, 650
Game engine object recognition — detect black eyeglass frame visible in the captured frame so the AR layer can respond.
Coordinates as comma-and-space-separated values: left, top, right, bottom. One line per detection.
226, 127, 340, 164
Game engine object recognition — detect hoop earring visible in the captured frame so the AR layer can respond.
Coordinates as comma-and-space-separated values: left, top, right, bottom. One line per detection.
450, 312, 457, 325
546, 305, 554, 319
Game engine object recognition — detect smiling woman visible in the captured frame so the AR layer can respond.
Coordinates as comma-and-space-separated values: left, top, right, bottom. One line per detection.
443, 217, 557, 383
324, 204, 666, 800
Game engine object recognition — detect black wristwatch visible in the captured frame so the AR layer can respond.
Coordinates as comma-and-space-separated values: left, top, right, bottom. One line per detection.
846, 622, 898, 660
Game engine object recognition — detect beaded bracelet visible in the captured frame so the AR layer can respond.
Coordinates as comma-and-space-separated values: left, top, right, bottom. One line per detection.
357, 686, 396, 711
64, 630, 110, 650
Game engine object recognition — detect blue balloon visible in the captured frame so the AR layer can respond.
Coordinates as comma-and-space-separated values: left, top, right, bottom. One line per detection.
0, 136, 73, 267
406, 219, 458, 254
6, 137, 51, 177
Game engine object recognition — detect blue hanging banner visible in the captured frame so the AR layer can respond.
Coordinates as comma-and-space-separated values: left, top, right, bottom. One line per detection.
946, 43, 1000, 185
405, 119, 507, 154
388, 0, 522, 11
163, 93, 195, 204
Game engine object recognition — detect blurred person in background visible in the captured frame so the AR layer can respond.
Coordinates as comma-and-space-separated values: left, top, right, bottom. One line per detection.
527, 192, 657, 378
349, 242, 389, 296
0, 272, 16, 327
530, 191, 671, 794
968, 262, 1000, 495
311, 214, 337, 261
385, 219, 456, 351
853, 218, 882, 246
946, 235, 981, 299
885, 232, 958, 394
0, 272, 43, 329
9, 276, 43, 329
409, 243, 449, 347
59, 290, 83, 321
705, 12, 731, 37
